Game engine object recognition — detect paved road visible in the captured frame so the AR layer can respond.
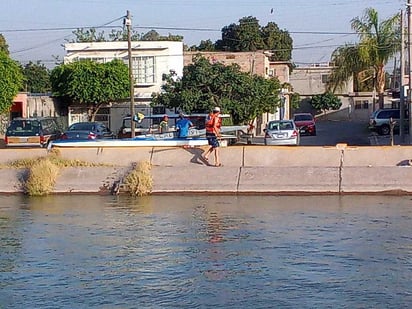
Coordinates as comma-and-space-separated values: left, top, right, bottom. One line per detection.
251, 119, 410, 146
300, 119, 370, 146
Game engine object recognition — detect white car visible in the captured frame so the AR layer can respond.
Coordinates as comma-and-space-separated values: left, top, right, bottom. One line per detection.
264, 120, 300, 146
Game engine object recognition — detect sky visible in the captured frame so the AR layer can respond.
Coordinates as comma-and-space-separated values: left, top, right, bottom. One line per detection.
0, 0, 405, 69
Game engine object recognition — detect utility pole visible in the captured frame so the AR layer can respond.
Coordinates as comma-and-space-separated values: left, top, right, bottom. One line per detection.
125, 10, 135, 138
408, 0, 412, 143
400, 10, 405, 142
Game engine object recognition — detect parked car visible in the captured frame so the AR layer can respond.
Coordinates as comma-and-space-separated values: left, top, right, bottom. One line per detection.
264, 120, 300, 146
293, 113, 316, 136
5, 117, 62, 147
368, 108, 408, 135
60, 122, 115, 140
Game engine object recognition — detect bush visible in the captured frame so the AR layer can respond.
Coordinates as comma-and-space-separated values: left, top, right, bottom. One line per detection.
25, 158, 60, 196
125, 160, 153, 196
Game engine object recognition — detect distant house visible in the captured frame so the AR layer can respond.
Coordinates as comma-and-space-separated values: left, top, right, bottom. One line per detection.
63, 41, 184, 134
289, 63, 392, 121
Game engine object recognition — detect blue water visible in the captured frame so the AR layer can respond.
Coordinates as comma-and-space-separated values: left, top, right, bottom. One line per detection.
0, 195, 411, 308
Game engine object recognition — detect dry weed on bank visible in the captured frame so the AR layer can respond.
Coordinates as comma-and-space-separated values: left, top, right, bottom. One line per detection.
25, 158, 60, 196
3, 148, 111, 169
4, 149, 114, 196
124, 160, 153, 196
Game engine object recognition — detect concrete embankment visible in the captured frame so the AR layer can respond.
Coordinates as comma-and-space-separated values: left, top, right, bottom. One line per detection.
0, 145, 411, 194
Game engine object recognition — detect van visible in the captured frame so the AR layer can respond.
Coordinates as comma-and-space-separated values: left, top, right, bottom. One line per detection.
368, 109, 408, 135
5, 117, 62, 147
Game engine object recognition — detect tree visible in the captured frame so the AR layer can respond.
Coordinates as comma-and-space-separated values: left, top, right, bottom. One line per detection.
328, 8, 400, 108
23, 61, 51, 93
70, 28, 106, 43
310, 92, 342, 116
70, 28, 182, 43
108, 29, 140, 41
261, 22, 293, 61
141, 30, 183, 42
0, 51, 24, 114
207, 16, 292, 61
196, 39, 216, 51
0, 34, 9, 55
152, 56, 282, 125
50, 59, 129, 121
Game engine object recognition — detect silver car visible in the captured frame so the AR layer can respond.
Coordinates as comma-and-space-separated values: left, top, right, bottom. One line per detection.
264, 120, 300, 146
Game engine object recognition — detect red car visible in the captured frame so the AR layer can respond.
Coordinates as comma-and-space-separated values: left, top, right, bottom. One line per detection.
293, 113, 317, 136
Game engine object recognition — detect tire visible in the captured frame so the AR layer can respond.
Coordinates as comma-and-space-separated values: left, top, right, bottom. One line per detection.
379, 125, 390, 135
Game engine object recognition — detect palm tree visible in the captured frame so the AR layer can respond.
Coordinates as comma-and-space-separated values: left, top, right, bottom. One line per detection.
328, 8, 400, 108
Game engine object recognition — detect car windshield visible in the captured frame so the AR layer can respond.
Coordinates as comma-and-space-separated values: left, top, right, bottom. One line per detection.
69, 123, 95, 131
6, 120, 41, 136
294, 114, 313, 121
268, 121, 293, 130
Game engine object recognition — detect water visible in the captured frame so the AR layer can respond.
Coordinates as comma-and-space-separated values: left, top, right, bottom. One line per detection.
0, 194, 411, 308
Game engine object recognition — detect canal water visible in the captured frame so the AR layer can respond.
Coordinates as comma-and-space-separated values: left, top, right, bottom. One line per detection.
0, 194, 411, 308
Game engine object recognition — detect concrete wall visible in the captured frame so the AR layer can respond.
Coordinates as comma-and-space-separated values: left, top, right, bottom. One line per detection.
0, 145, 411, 195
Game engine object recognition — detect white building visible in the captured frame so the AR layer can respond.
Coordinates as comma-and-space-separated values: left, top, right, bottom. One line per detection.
64, 41, 184, 133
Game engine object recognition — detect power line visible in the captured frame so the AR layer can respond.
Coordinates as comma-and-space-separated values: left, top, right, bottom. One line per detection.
1, 24, 359, 36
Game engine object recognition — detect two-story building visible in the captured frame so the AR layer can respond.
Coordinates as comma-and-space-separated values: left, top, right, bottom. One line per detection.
289, 63, 393, 121
63, 41, 184, 133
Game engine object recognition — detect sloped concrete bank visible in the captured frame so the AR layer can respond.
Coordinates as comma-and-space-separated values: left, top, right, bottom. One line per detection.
0, 145, 411, 194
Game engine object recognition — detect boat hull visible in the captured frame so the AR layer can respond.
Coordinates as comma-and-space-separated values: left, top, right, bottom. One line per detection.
50, 138, 209, 148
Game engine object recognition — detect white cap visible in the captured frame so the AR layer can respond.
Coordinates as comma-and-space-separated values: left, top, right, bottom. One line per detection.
213, 106, 221, 112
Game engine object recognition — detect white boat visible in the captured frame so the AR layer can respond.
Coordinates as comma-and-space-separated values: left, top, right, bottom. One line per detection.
50, 137, 209, 148
49, 125, 250, 149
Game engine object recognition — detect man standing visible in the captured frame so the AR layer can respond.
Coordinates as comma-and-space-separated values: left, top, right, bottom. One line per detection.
203, 107, 222, 167
176, 113, 194, 138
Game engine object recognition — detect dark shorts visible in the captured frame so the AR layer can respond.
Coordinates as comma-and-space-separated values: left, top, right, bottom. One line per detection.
206, 132, 219, 148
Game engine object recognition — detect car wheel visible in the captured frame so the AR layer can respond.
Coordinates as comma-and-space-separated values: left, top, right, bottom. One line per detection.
379, 125, 390, 135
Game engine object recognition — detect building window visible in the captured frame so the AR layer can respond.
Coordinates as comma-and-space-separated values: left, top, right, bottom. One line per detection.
152, 106, 165, 115
130, 56, 155, 84
321, 74, 329, 84
355, 100, 369, 109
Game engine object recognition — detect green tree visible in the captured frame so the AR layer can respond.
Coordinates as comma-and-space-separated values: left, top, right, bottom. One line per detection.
196, 39, 216, 51
23, 61, 51, 93
71, 28, 182, 43
70, 28, 106, 42
310, 92, 342, 116
141, 30, 183, 42
152, 56, 282, 125
0, 34, 9, 55
108, 29, 141, 41
211, 16, 292, 61
262, 22, 293, 61
0, 51, 24, 114
328, 8, 400, 108
50, 59, 129, 121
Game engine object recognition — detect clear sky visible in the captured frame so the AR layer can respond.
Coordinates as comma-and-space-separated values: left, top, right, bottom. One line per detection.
0, 0, 404, 68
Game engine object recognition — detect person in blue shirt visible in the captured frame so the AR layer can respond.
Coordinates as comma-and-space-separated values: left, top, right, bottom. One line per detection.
176, 114, 194, 138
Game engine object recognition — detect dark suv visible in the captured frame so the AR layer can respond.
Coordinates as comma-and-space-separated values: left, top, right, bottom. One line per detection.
369, 109, 408, 135
5, 117, 62, 147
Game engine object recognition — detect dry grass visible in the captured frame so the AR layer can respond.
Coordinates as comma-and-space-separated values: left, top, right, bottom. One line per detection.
4, 148, 112, 196
25, 158, 60, 196
4, 148, 110, 168
124, 160, 153, 196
